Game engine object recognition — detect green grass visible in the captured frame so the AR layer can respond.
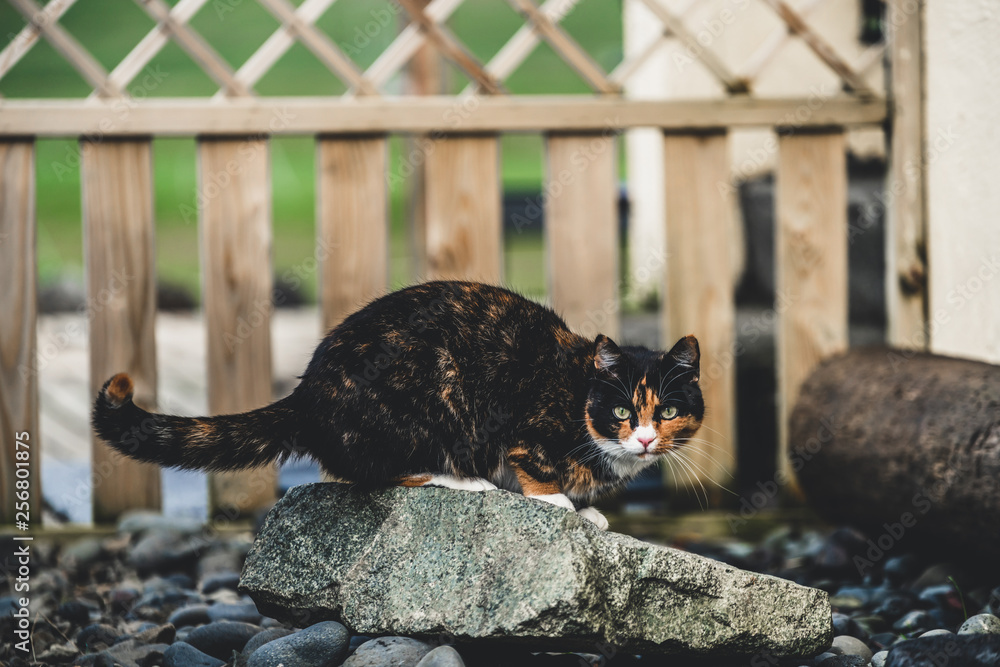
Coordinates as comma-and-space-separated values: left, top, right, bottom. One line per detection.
2, 0, 624, 301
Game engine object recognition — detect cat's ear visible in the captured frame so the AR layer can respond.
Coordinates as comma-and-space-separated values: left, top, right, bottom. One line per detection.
594, 334, 622, 372
665, 335, 700, 380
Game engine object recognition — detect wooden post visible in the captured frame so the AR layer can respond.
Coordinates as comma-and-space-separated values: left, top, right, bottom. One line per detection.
775, 129, 848, 493
0, 140, 40, 525
406, 0, 442, 279
886, 0, 927, 349
661, 131, 735, 504
81, 138, 161, 523
317, 136, 389, 333
545, 132, 620, 341
198, 137, 277, 518
423, 134, 502, 283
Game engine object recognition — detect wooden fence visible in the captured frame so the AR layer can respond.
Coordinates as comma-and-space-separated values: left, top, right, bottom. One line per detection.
0, 0, 921, 523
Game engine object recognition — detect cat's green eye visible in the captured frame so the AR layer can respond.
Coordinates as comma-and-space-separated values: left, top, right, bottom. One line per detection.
660, 406, 678, 420
613, 406, 632, 420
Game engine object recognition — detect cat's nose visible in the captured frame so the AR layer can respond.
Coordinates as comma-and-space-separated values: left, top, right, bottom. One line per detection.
636, 434, 655, 449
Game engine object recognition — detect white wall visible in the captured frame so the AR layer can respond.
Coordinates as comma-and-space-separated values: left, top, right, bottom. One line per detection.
926, 0, 1000, 364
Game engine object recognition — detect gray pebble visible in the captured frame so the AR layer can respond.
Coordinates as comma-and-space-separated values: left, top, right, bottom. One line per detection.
105, 639, 169, 666
415, 645, 465, 667
168, 604, 212, 628
247, 621, 349, 667
919, 628, 954, 638
958, 613, 1000, 635
207, 601, 262, 624
163, 641, 226, 667
871, 649, 888, 667
185, 621, 263, 661
832, 634, 873, 662
818, 656, 868, 667
344, 636, 435, 667
201, 572, 241, 595
240, 627, 295, 660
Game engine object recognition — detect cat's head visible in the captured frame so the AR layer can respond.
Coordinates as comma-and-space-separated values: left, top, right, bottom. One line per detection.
585, 335, 704, 477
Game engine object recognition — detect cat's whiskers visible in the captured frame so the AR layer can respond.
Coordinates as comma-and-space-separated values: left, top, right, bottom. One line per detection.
676, 437, 736, 461
663, 448, 707, 508
670, 447, 739, 495
693, 422, 729, 440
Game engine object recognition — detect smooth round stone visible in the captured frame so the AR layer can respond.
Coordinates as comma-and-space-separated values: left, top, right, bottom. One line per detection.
871, 649, 889, 667
169, 604, 212, 628
818, 656, 868, 667
128, 531, 203, 575
892, 609, 937, 634
165, 573, 197, 591
163, 641, 226, 667
830, 586, 872, 611
240, 627, 295, 659
207, 601, 262, 624
76, 624, 122, 652
920, 628, 954, 637
247, 621, 349, 667
874, 593, 918, 622
344, 637, 435, 667
108, 587, 141, 614
851, 614, 887, 637
831, 634, 873, 662
57, 599, 97, 625
185, 621, 263, 661
58, 537, 105, 571
883, 554, 919, 587
104, 639, 169, 666
202, 572, 241, 595
415, 646, 466, 667
958, 613, 1000, 635
129, 622, 177, 644
832, 613, 866, 640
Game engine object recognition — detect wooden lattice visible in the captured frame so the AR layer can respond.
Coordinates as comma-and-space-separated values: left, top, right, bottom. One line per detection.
0, 0, 883, 100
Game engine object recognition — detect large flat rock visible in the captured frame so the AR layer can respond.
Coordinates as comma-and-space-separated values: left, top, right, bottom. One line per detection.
239, 483, 831, 658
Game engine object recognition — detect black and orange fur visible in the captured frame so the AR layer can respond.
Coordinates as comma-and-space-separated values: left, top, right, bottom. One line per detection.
92, 282, 704, 505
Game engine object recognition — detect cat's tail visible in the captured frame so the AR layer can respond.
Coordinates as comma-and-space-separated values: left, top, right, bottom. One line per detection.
92, 373, 303, 472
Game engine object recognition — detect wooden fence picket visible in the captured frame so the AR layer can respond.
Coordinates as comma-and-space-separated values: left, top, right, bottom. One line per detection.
544, 132, 620, 341
317, 136, 389, 332
0, 140, 40, 525
775, 130, 848, 493
424, 135, 502, 283
198, 137, 277, 517
661, 131, 736, 502
81, 139, 161, 523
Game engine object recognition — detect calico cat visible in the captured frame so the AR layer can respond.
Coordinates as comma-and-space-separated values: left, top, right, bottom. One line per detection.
92, 281, 704, 528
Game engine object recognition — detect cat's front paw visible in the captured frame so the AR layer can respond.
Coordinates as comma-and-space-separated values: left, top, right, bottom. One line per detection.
577, 506, 609, 530
529, 493, 575, 511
